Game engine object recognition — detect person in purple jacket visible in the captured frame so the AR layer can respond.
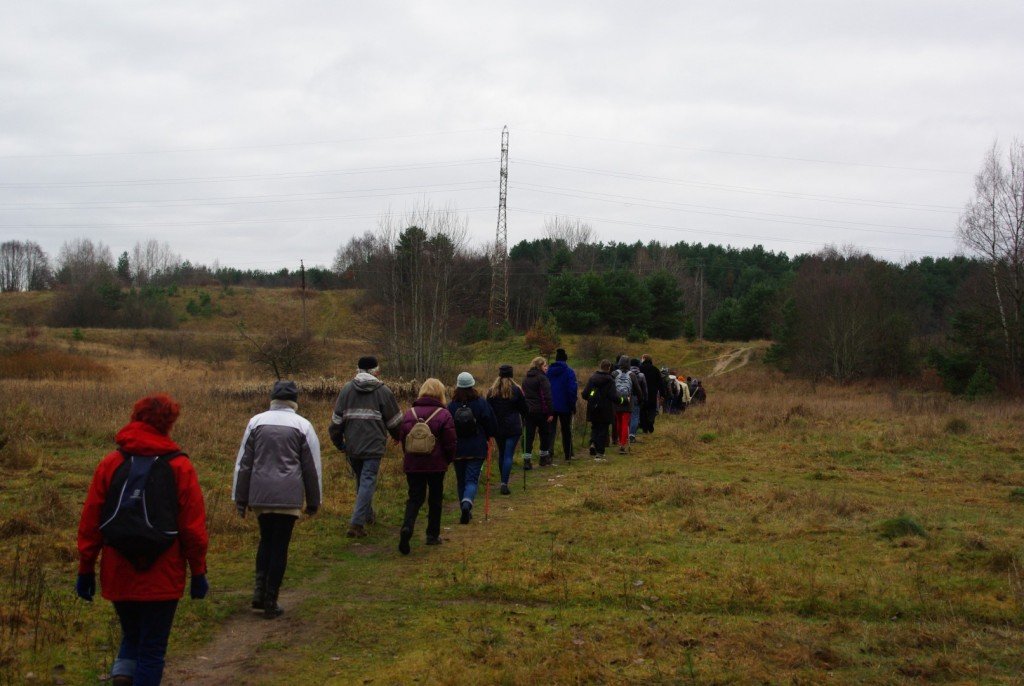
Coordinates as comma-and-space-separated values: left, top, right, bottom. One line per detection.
396, 378, 456, 555
521, 356, 554, 467
546, 348, 579, 464
448, 372, 498, 524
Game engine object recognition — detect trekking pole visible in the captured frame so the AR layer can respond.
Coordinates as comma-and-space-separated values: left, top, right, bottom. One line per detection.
484, 439, 492, 521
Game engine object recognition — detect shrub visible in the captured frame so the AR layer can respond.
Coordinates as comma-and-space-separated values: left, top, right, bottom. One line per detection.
943, 417, 969, 435
625, 326, 649, 344
491, 320, 514, 342
965, 364, 996, 399
524, 314, 560, 356
1009, 488, 1024, 502
576, 335, 614, 365
879, 515, 926, 539
459, 317, 490, 345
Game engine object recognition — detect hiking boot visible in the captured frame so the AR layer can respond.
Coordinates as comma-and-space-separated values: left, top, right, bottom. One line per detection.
398, 527, 412, 555
589, 445, 596, 457
459, 501, 472, 525
619, 445, 627, 454
523, 455, 533, 471
251, 571, 266, 610
263, 587, 283, 620
346, 524, 367, 538
365, 514, 376, 526
111, 676, 132, 686
425, 535, 442, 546
500, 483, 511, 495
539, 451, 551, 466
629, 434, 636, 443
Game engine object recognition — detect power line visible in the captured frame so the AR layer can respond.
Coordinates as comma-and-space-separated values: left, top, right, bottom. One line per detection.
516, 159, 962, 212
0, 127, 497, 160
511, 207, 955, 258
0, 180, 494, 211
0, 158, 497, 189
512, 183, 955, 240
517, 128, 971, 175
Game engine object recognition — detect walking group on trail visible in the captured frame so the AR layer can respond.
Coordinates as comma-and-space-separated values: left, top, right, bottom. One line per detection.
74, 348, 705, 685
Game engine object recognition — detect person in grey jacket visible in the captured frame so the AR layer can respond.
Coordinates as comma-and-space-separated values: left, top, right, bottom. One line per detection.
233, 381, 322, 619
328, 356, 402, 538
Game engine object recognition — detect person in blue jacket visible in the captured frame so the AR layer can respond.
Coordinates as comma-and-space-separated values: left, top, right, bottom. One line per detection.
448, 372, 498, 523
546, 348, 579, 464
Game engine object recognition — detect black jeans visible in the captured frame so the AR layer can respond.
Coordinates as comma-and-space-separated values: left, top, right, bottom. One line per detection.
550, 412, 574, 460
590, 422, 610, 456
403, 472, 445, 538
524, 412, 552, 455
256, 513, 297, 590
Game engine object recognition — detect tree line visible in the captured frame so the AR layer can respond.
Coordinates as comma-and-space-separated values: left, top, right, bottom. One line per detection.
5, 142, 1022, 393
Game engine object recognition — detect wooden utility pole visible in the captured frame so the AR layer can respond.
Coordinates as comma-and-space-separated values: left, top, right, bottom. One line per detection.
300, 259, 308, 337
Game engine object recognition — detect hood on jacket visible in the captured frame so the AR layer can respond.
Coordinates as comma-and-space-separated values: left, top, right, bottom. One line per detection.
353, 372, 384, 392
114, 421, 181, 456
547, 361, 570, 378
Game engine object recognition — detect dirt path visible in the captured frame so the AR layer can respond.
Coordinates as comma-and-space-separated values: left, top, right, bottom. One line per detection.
709, 346, 754, 377
163, 574, 324, 686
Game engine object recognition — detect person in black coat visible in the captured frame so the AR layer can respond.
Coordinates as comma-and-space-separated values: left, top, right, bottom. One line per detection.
638, 354, 666, 434
486, 365, 529, 495
581, 360, 617, 458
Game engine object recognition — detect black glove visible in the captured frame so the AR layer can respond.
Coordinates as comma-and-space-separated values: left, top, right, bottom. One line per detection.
75, 573, 95, 602
190, 574, 209, 600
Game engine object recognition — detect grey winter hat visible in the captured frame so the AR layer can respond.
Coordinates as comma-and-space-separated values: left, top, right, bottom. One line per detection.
357, 355, 379, 372
271, 380, 299, 402
456, 372, 476, 388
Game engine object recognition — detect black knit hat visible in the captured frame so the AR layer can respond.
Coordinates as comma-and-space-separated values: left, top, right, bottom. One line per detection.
357, 355, 379, 371
499, 364, 514, 378
271, 380, 298, 402
555, 348, 568, 362
630, 357, 641, 367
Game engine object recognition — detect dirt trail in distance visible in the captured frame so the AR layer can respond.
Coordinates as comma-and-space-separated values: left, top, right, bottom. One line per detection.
709, 346, 754, 377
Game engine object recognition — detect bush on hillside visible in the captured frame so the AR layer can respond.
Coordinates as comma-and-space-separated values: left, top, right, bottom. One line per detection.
524, 313, 560, 357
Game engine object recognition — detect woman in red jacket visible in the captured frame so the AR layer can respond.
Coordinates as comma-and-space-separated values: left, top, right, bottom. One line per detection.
76, 394, 209, 686
397, 378, 456, 555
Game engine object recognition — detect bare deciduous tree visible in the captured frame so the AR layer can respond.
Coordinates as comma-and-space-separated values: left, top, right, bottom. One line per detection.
544, 216, 594, 252
0, 241, 52, 292
56, 238, 114, 286
130, 239, 181, 285
957, 141, 1024, 389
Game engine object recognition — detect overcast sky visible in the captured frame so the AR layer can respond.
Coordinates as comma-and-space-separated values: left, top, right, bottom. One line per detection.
2, 1, 1022, 270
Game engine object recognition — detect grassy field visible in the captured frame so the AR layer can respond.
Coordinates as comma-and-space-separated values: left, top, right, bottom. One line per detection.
1, 290, 1023, 684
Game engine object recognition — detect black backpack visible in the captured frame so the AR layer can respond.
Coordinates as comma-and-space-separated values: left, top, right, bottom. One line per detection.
99, 450, 184, 570
453, 403, 479, 438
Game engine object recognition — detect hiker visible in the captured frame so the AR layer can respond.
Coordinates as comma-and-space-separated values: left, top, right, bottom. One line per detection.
691, 379, 707, 405
233, 381, 322, 619
582, 359, 617, 459
659, 366, 671, 413
546, 347, 579, 464
397, 378, 456, 555
639, 354, 666, 434
666, 373, 690, 414
328, 355, 403, 538
521, 356, 555, 467
448, 372, 498, 524
486, 364, 529, 495
76, 394, 209, 686
687, 376, 697, 397
612, 356, 642, 454
628, 357, 648, 442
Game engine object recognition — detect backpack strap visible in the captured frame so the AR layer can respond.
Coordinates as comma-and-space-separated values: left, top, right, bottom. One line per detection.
117, 449, 186, 461
411, 407, 443, 423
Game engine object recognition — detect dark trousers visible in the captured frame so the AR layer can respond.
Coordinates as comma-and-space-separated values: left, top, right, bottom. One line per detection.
403, 472, 445, 538
641, 402, 657, 433
590, 422, 610, 455
256, 513, 297, 591
551, 412, 574, 460
524, 412, 553, 455
112, 599, 178, 686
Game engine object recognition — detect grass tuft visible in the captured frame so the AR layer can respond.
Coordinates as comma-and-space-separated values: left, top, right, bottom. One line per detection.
943, 417, 970, 435
878, 515, 927, 539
